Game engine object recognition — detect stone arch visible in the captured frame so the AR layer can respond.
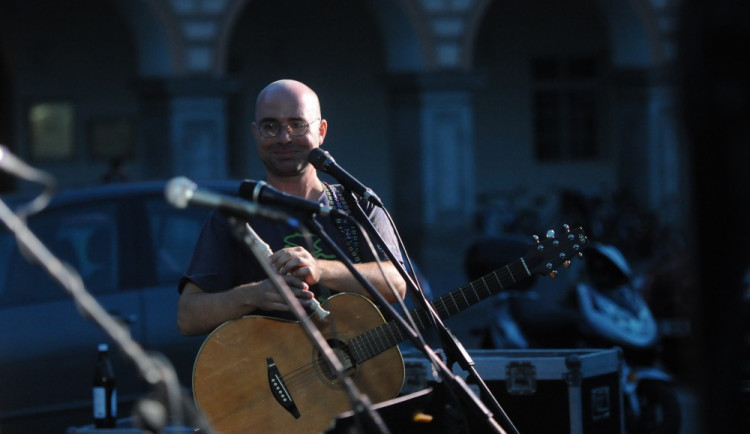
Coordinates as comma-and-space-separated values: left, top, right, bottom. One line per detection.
217, 0, 426, 74
463, 0, 497, 70
214, 0, 253, 75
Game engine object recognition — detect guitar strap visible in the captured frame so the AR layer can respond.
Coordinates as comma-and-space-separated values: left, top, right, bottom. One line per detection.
322, 182, 362, 264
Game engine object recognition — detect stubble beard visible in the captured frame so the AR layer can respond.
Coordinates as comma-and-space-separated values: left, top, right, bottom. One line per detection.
263, 157, 311, 179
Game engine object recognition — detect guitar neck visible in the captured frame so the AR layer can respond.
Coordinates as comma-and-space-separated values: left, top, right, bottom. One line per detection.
348, 258, 530, 363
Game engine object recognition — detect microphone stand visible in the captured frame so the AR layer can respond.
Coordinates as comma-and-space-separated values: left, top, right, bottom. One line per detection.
342, 191, 517, 434
0, 197, 214, 434
300, 212, 504, 434
225, 216, 391, 434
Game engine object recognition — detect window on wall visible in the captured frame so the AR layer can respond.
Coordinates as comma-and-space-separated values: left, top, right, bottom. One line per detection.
88, 116, 134, 161
532, 57, 600, 162
28, 102, 75, 160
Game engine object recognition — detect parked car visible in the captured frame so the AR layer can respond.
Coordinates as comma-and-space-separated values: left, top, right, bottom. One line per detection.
0, 180, 239, 433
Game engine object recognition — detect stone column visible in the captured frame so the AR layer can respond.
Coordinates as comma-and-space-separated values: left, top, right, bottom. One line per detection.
387, 72, 484, 287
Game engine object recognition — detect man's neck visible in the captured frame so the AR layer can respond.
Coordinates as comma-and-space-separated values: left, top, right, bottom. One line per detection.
266, 172, 324, 201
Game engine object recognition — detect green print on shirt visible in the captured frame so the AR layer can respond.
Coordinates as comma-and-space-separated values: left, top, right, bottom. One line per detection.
282, 233, 337, 259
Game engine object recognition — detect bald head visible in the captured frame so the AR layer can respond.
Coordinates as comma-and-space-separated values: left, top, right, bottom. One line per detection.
255, 79, 322, 121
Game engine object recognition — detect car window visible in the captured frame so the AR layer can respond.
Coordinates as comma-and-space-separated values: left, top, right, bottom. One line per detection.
145, 198, 209, 285
0, 202, 118, 306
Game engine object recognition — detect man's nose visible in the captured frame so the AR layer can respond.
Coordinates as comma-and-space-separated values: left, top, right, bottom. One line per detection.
277, 126, 293, 141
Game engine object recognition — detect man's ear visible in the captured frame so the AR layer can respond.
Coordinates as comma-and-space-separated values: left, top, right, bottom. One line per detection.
317, 119, 328, 143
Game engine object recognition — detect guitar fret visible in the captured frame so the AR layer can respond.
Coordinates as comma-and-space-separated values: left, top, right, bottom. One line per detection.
365, 333, 377, 357
468, 280, 481, 301
361, 332, 375, 359
349, 338, 364, 362
417, 310, 431, 330
374, 327, 388, 354
360, 334, 372, 358
375, 327, 389, 354
466, 283, 482, 304
493, 270, 505, 290
386, 323, 401, 347
458, 287, 469, 310
507, 263, 518, 283
360, 331, 373, 359
437, 296, 450, 317
446, 291, 457, 315
444, 294, 457, 316
363, 329, 378, 358
431, 298, 446, 320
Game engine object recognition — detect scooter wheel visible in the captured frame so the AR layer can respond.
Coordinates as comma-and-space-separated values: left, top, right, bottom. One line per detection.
626, 380, 682, 434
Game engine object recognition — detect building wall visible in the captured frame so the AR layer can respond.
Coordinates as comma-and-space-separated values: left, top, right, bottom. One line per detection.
0, 0, 681, 290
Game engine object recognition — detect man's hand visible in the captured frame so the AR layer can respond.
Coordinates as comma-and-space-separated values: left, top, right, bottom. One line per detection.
241, 276, 314, 312
270, 246, 321, 286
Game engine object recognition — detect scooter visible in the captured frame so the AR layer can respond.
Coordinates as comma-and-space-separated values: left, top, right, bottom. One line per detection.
465, 237, 682, 434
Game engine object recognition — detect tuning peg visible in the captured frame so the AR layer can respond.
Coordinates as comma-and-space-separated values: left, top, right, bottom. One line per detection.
548, 270, 558, 278
562, 223, 570, 232
563, 260, 571, 269
532, 234, 540, 244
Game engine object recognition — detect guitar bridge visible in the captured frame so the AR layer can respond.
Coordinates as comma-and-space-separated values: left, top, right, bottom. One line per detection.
267, 357, 300, 419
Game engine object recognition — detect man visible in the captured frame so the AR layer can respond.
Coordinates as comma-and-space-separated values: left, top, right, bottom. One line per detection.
177, 79, 407, 336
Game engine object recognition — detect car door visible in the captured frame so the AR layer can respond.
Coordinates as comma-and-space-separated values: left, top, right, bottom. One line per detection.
133, 193, 219, 392
0, 196, 144, 430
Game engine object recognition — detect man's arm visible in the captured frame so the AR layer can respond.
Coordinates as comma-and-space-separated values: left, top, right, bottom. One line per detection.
318, 259, 406, 303
269, 246, 407, 304
177, 277, 314, 336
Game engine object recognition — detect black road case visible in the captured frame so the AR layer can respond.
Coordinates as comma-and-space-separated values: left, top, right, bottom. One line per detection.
455, 348, 624, 434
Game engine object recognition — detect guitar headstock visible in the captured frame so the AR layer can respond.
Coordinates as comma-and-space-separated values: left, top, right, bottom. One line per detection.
524, 224, 588, 277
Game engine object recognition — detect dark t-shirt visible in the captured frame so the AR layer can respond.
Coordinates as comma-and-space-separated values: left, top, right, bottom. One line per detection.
179, 183, 402, 312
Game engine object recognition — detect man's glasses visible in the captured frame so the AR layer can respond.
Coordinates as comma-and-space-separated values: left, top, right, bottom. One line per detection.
256, 119, 321, 138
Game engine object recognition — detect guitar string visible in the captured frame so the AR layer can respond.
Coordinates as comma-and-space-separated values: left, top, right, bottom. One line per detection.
275, 348, 353, 391
273, 264, 524, 399
263, 234, 562, 395
274, 265, 512, 389
436, 265, 516, 316
273, 241, 566, 400
282, 265, 519, 390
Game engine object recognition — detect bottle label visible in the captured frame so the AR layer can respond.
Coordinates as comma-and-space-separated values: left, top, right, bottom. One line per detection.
93, 386, 106, 418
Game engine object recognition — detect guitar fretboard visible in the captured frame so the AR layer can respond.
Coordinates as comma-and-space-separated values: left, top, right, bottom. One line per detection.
346, 258, 529, 364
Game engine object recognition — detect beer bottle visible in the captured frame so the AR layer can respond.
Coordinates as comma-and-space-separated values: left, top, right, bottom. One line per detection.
93, 343, 117, 428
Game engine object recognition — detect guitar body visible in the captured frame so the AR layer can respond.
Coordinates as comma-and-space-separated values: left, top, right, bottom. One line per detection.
192, 293, 406, 434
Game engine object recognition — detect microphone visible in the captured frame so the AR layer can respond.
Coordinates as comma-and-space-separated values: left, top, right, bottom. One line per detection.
0, 145, 56, 185
307, 148, 383, 207
239, 180, 348, 218
165, 177, 294, 224
0, 145, 25, 175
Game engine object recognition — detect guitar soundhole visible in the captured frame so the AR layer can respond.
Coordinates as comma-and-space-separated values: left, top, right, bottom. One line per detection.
316, 339, 356, 385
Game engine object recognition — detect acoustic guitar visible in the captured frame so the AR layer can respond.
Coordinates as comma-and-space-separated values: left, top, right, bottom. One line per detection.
192, 225, 588, 433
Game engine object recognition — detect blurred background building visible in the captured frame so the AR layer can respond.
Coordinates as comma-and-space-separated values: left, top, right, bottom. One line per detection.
0, 0, 686, 293
0, 0, 746, 432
